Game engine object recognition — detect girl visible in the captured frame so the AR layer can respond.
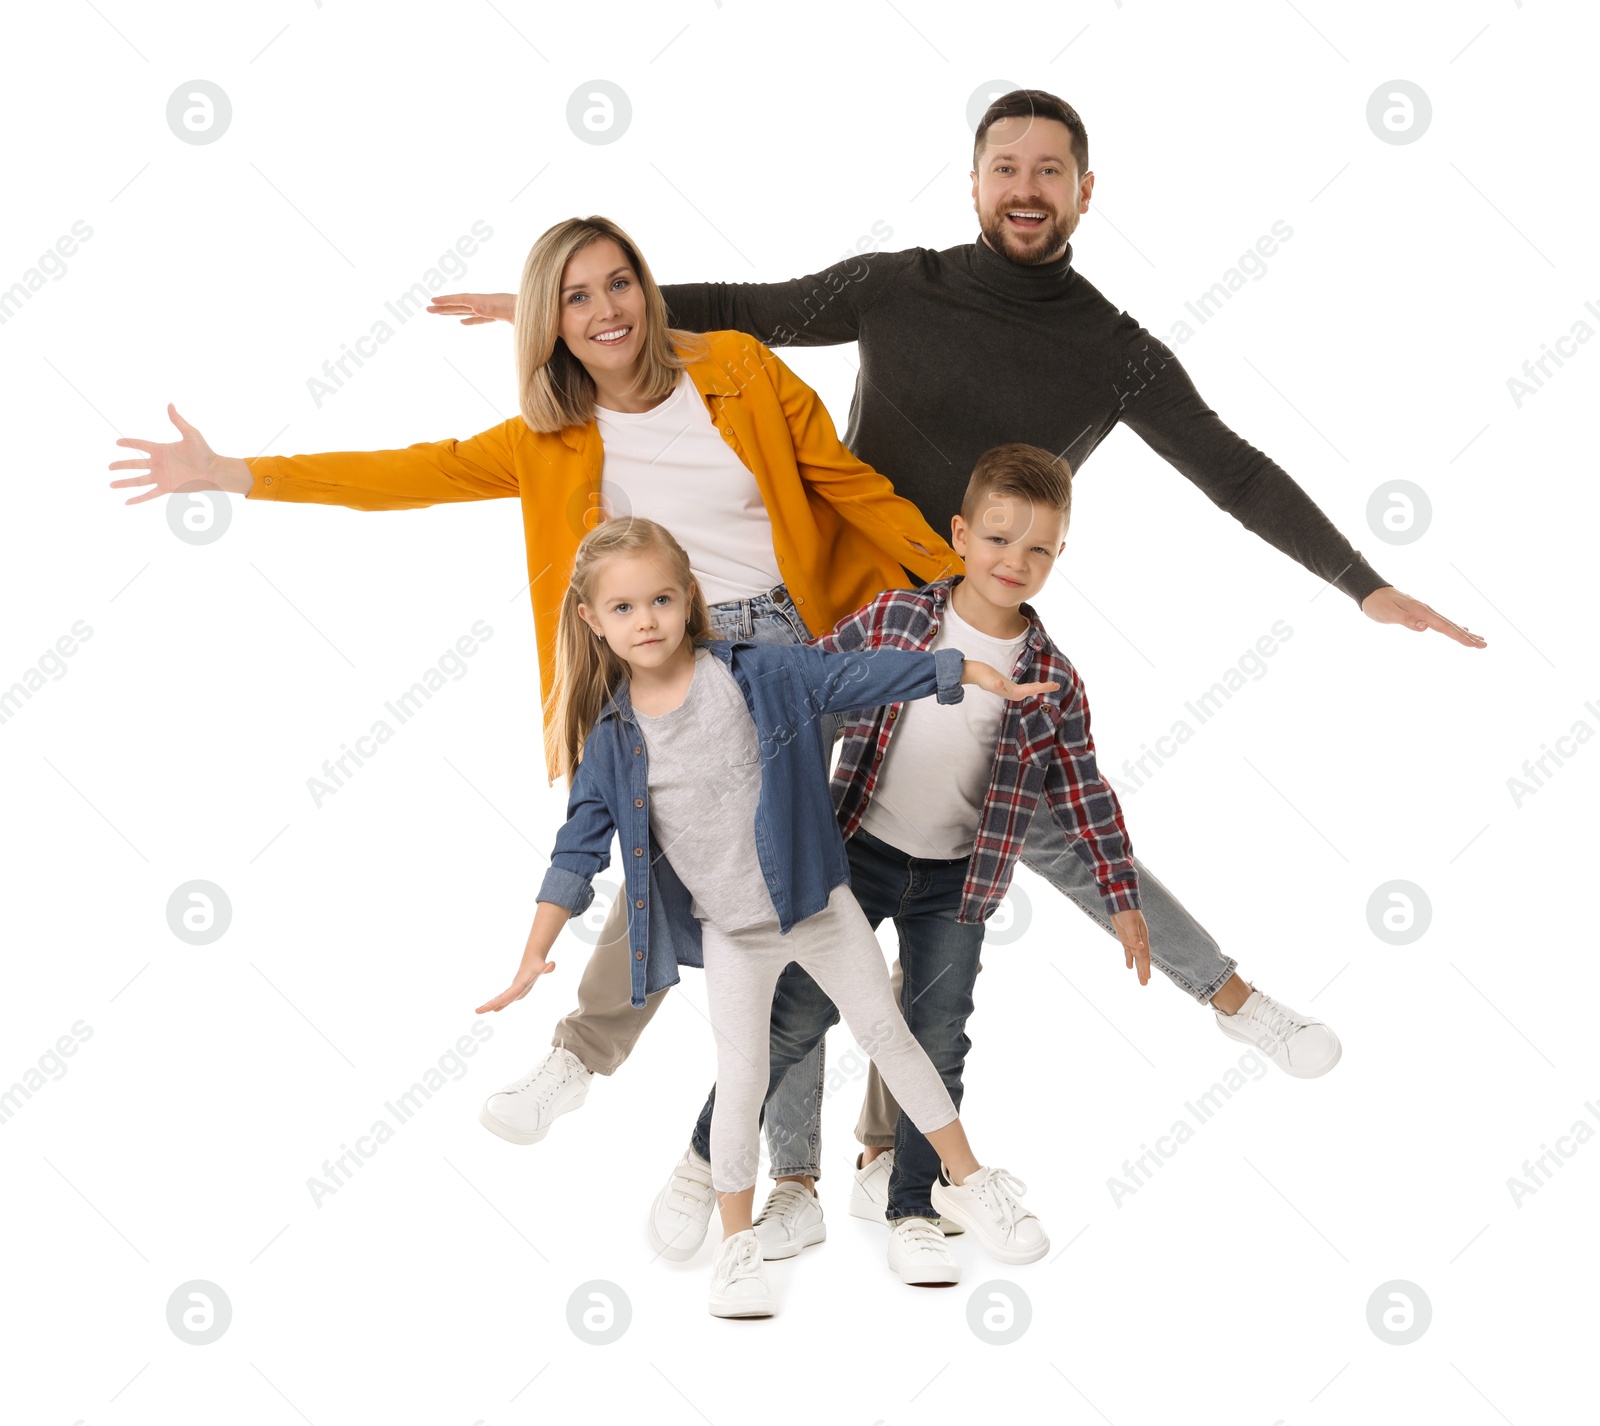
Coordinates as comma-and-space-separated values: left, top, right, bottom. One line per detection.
474, 514, 1055, 1318
107, 214, 962, 1186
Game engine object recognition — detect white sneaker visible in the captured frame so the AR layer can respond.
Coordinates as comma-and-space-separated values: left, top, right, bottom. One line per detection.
752, 1182, 826, 1261
848, 1149, 964, 1235
887, 1216, 961, 1286
1215, 986, 1342, 1078
648, 1145, 717, 1262
930, 1165, 1049, 1265
708, 1229, 776, 1318
478, 1047, 591, 1145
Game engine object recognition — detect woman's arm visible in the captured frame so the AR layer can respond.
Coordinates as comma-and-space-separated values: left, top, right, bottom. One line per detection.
760, 345, 964, 584
110, 404, 525, 511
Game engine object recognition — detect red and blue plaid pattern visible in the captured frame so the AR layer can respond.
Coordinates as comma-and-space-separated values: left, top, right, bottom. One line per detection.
818, 578, 1141, 924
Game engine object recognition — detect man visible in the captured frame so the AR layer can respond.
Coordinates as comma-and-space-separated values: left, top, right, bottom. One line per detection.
431, 89, 1483, 1253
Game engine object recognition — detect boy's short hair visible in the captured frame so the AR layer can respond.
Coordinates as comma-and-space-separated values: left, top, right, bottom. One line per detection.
959, 443, 1073, 535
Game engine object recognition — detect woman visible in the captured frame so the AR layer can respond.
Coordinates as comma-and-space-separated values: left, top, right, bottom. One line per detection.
108, 214, 962, 1253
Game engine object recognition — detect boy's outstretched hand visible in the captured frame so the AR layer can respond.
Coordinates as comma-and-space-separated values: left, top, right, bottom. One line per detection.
1111, 908, 1152, 985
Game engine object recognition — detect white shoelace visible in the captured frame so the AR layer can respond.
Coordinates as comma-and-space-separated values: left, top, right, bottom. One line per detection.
895, 1218, 948, 1254
1246, 993, 1310, 1047
967, 1167, 1033, 1235
755, 1184, 811, 1230
718, 1232, 763, 1282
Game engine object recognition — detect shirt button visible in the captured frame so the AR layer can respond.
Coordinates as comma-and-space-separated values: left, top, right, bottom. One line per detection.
794, 596, 804, 605
634, 950, 644, 961
634, 847, 644, 856
634, 745, 642, 755
634, 798, 644, 807
634, 898, 645, 909
889, 709, 898, 720
874, 750, 883, 762
777, 556, 784, 564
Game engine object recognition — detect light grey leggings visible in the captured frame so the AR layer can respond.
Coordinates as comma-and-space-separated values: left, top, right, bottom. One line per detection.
701, 883, 959, 1194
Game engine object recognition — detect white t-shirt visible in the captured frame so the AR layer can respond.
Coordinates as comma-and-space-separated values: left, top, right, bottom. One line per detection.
594, 372, 784, 607
857, 598, 1031, 860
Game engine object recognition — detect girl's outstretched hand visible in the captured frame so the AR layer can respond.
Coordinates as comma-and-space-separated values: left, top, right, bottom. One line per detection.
961, 659, 1060, 701
1111, 908, 1152, 986
108, 404, 252, 502
427, 292, 516, 325
475, 952, 556, 1014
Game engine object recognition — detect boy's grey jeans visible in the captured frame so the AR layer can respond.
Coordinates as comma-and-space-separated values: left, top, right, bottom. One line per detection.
548, 584, 1239, 1179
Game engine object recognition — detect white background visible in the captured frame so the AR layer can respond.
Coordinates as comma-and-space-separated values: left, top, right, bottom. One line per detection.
3, 1, 1595, 1422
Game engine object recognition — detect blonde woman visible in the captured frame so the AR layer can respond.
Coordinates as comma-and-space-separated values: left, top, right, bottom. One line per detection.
108, 215, 961, 1250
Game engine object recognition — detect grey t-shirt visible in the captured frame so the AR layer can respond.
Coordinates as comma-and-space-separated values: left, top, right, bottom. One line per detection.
634, 646, 774, 932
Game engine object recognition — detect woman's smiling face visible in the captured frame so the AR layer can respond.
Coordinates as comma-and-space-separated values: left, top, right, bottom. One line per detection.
557, 237, 647, 379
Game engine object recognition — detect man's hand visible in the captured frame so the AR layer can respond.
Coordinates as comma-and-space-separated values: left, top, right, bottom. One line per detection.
428, 292, 516, 325
1361, 586, 1487, 648
1111, 908, 1151, 985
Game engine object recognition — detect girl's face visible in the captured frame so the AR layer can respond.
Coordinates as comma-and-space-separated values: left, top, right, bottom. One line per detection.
577, 551, 695, 674
557, 237, 647, 381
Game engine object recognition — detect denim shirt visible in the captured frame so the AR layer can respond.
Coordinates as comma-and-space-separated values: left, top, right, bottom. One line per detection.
536, 637, 967, 1008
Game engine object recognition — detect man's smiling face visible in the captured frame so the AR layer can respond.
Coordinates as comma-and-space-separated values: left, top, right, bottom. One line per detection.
971, 114, 1093, 266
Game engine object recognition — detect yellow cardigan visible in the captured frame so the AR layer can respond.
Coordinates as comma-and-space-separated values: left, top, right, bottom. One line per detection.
246, 328, 964, 781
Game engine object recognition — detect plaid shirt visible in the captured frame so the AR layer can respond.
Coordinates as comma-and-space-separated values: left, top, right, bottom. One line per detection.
819, 577, 1141, 924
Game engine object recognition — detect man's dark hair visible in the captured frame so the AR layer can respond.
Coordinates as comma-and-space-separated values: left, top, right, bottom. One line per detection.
972, 89, 1089, 180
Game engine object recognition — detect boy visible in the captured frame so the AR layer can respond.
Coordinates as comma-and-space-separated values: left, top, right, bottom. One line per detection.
658, 442, 1160, 1283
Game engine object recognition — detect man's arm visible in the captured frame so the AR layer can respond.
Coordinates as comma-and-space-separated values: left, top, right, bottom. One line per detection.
660, 249, 914, 348
1041, 669, 1142, 916
1110, 321, 1387, 606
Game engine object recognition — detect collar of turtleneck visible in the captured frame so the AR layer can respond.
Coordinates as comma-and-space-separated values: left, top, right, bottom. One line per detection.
960, 232, 1075, 297
968, 233, 1076, 299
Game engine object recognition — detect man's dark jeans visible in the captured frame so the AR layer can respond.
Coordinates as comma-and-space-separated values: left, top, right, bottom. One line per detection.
690, 825, 985, 1221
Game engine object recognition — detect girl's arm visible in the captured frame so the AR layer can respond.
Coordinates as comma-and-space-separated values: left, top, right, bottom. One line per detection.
786, 642, 1058, 720
478, 741, 618, 1012
110, 404, 524, 511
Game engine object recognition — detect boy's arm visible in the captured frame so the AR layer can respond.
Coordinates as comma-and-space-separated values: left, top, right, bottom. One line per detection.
534, 744, 618, 919
246, 417, 526, 511
1040, 670, 1142, 915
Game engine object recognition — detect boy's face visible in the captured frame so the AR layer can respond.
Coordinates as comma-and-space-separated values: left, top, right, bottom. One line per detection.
577, 551, 694, 673
951, 493, 1068, 607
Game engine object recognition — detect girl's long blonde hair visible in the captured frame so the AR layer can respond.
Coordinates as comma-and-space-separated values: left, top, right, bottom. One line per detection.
545, 516, 713, 784
515, 215, 709, 434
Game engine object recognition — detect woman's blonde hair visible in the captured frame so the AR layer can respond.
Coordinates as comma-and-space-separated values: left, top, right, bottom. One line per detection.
515, 215, 709, 433
545, 516, 714, 784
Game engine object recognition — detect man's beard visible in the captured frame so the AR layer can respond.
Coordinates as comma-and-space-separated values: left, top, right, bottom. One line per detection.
979, 204, 1076, 266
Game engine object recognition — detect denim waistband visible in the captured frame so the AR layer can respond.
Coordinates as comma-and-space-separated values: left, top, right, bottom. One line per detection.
849, 824, 970, 870
707, 581, 795, 620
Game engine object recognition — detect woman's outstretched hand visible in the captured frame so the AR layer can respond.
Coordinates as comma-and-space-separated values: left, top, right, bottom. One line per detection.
961, 659, 1059, 701
428, 292, 516, 325
108, 405, 252, 503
